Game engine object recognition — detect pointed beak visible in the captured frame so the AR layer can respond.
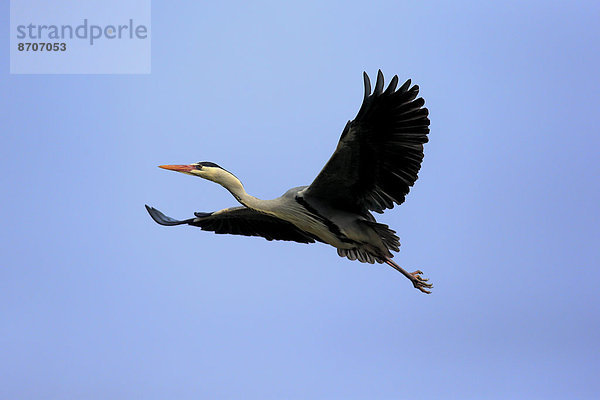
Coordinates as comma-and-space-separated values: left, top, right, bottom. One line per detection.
158, 164, 195, 173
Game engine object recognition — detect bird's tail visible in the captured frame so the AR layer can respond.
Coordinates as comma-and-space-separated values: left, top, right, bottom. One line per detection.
336, 221, 400, 264
363, 221, 400, 253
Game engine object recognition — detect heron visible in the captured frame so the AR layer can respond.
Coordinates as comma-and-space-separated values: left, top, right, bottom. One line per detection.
146, 70, 432, 293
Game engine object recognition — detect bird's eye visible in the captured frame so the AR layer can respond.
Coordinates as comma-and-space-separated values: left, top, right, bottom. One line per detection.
195, 164, 203, 170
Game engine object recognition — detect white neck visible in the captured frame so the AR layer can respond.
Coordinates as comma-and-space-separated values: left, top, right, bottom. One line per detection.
208, 169, 269, 212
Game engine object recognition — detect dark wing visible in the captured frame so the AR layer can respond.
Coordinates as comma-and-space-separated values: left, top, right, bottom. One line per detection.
304, 70, 430, 214
145, 205, 318, 244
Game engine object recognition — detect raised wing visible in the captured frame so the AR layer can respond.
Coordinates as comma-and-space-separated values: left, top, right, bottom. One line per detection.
304, 70, 430, 214
145, 205, 318, 244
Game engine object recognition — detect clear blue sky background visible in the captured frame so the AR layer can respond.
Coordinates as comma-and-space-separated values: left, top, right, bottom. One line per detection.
2, 1, 599, 399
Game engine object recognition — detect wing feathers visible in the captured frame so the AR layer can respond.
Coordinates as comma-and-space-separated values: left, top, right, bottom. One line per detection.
146, 205, 318, 244
374, 70, 385, 95
146, 205, 195, 226
398, 78, 411, 93
384, 75, 399, 95
305, 71, 430, 213
363, 72, 371, 100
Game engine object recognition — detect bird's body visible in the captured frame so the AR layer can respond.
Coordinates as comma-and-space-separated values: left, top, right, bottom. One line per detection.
146, 71, 432, 293
243, 185, 395, 261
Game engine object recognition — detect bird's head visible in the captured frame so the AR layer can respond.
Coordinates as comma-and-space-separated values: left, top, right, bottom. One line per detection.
159, 161, 239, 186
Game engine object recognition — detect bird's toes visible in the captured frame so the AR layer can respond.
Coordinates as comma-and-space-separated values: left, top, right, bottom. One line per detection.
412, 275, 433, 294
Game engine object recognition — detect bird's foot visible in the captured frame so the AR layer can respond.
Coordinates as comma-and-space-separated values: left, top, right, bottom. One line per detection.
384, 259, 434, 294
409, 270, 433, 294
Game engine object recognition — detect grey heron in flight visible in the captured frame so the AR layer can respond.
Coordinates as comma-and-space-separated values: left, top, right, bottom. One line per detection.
146, 70, 432, 293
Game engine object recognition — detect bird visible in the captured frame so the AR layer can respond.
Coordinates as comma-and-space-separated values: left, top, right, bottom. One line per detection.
146, 70, 432, 293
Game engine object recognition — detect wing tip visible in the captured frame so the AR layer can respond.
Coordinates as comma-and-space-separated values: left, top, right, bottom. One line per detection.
363, 71, 372, 99
145, 204, 188, 226
374, 70, 385, 95
364, 72, 423, 97
384, 75, 399, 95
399, 79, 412, 93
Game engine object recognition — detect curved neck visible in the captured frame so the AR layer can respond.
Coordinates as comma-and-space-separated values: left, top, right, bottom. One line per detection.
224, 179, 262, 209
212, 170, 270, 212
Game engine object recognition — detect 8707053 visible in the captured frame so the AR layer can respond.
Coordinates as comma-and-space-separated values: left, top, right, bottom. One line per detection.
18, 42, 67, 51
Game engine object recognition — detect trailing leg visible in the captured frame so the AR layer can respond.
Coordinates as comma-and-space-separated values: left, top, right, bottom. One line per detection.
384, 258, 433, 294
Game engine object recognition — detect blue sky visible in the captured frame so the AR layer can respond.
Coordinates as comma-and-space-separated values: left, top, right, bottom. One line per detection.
2, 1, 599, 399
